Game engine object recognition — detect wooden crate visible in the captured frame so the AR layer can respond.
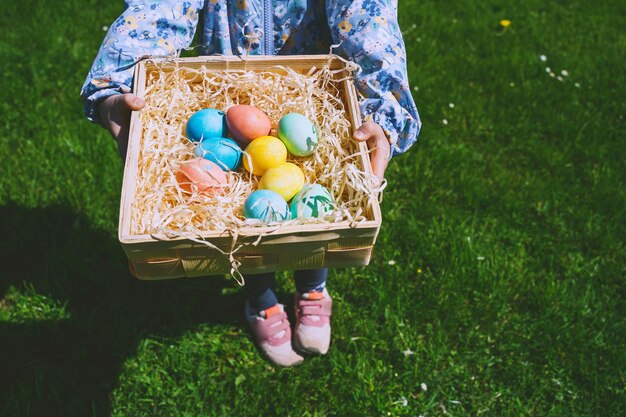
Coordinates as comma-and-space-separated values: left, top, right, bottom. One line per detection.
119, 55, 381, 280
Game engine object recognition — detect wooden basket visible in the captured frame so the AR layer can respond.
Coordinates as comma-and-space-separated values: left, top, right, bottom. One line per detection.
119, 55, 381, 280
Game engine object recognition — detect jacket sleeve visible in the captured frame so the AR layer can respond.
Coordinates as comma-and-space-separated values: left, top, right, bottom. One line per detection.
326, 0, 421, 157
80, 0, 204, 124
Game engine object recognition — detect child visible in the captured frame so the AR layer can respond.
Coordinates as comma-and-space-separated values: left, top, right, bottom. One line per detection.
81, 0, 420, 367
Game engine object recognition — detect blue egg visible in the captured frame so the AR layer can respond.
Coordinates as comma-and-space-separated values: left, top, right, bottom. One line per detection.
244, 190, 290, 222
194, 137, 242, 171
290, 184, 334, 219
186, 108, 227, 142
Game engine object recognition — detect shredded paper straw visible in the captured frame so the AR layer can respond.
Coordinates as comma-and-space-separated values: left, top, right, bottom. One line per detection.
131, 58, 384, 244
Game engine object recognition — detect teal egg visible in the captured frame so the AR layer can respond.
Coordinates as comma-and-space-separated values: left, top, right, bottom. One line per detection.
277, 113, 319, 156
194, 137, 242, 171
244, 190, 290, 222
290, 184, 334, 219
186, 108, 227, 142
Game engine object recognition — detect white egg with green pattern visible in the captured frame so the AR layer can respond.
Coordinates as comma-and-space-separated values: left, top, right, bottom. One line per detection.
290, 184, 334, 219
277, 113, 319, 157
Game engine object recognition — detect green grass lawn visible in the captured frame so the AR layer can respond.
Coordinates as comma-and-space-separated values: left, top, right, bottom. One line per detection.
1, 0, 624, 416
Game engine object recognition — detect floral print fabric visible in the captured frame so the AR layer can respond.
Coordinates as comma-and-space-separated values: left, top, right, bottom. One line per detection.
81, 0, 421, 156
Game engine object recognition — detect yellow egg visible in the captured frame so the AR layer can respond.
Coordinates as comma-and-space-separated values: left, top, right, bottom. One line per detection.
243, 136, 288, 176
259, 162, 305, 201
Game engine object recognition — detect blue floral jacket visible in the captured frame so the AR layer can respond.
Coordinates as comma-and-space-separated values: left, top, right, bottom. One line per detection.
81, 0, 421, 156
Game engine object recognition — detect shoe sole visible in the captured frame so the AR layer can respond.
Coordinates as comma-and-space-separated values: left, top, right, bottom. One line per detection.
293, 333, 329, 355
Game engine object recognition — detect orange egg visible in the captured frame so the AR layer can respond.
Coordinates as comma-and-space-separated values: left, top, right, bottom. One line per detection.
175, 158, 228, 194
226, 105, 272, 145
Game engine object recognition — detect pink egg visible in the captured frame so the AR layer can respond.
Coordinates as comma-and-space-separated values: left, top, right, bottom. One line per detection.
175, 158, 228, 195
226, 105, 272, 145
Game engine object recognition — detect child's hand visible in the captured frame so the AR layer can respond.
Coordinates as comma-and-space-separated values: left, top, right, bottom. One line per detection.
353, 121, 391, 180
97, 93, 145, 160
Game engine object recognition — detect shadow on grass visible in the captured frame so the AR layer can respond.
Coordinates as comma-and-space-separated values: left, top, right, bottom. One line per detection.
0, 202, 243, 417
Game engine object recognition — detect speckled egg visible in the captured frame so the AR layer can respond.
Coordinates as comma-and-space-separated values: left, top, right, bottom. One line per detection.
290, 184, 334, 219
194, 137, 242, 171
277, 113, 319, 156
226, 105, 272, 145
175, 158, 228, 194
243, 136, 288, 176
258, 162, 305, 201
243, 190, 290, 222
186, 108, 227, 142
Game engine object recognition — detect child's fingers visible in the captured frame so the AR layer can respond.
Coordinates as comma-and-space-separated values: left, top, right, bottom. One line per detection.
120, 93, 145, 111
97, 94, 144, 161
352, 121, 391, 179
369, 137, 391, 179
353, 120, 380, 141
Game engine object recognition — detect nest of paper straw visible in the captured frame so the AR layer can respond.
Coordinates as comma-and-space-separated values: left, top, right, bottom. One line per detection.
131, 59, 382, 237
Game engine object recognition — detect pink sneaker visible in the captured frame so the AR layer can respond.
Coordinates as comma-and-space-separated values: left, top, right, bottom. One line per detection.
294, 288, 332, 354
246, 303, 304, 367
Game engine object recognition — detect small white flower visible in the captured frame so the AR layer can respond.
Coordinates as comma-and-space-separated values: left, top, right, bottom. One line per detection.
450, 400, 461, 405
477, 256, 485, 261
421, 382, 428, 391
557, 76, 564, 82
549, 72, 556, 78
545, 67, 551, 73
574, 82, 581, 88
394, 396, 409, 407
449, 103, 455, 108
388, 260, 396, 266
403, 348, 415, 357
510, 82, 515, 87
561, 69, 569, 77
102, 25, 109, 31
540, 54, 547, 62
442, 119, 448, 125
413, 86, 419, 92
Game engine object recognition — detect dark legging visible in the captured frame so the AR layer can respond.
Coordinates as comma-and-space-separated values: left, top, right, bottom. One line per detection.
244, 268, 328, 314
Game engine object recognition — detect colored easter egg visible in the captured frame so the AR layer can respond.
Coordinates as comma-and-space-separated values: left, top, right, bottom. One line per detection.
175, 158, 228, 194
258, 162, 305, 201
243, 190, 290, 222
186, 108, 227, 142
226, 105, 272, 145
243, 136, 288, 176
277, 113, 319, 157
194, 137, 242, 171
290, 184, 334, 219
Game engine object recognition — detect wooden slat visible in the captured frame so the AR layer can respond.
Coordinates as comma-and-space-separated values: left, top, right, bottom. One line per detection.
119, 61, 147, 244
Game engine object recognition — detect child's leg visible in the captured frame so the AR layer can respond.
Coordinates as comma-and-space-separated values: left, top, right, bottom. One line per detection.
294, 268, 328, 293
293, 268, 332, 355
243, 271, 303, 367
243, 272, 278, 316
